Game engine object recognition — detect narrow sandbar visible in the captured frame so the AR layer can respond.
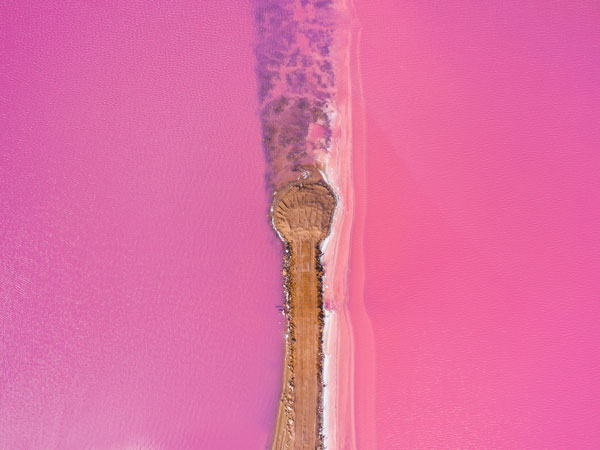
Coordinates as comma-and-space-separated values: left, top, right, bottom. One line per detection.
270, 180, 336, 450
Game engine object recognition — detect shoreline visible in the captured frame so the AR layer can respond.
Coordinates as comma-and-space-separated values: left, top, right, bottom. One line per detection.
319, 0, 358, 448
321, 0, 377, 447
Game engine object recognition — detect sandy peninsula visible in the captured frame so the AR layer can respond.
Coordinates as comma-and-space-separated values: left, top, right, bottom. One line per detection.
270, 180, 336, 450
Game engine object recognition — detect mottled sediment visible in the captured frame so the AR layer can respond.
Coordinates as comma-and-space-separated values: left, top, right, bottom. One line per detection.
253, 0, 337, 191
271, 180, 336, 450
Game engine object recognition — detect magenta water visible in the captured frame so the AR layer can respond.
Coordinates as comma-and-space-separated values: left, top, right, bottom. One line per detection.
0, 2, 283, 448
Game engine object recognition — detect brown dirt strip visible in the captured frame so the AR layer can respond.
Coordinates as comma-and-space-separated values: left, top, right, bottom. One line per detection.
270, 181, 336, 450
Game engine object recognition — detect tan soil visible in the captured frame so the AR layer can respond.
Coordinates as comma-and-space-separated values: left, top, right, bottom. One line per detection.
271, 181, 336, 450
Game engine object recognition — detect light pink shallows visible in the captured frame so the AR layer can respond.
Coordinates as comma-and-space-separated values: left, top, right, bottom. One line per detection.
351, 1, 600, 449
1, 1, 283, 448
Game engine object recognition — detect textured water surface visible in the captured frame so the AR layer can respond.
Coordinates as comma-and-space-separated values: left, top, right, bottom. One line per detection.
352, 1, 600, 448
1, 1, 283, 448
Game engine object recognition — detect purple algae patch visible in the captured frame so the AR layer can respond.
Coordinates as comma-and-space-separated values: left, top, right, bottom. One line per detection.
253, 0, 337, 191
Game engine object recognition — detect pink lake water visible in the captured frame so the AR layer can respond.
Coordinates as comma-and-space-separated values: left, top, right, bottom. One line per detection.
1, 1, 284, 448
3, 1, 600, 449
351, 1, 600, 449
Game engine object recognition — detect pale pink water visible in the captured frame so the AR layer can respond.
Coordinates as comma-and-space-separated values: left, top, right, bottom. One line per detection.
1, 2, 284, 448
351, 1, 600, 449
